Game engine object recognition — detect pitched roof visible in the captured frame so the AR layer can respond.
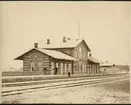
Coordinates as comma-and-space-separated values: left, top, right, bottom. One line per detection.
38, 48, 78, 61
39, 38, 91, 51
15, 48, 78, 61
88, 56, 100, 64
100, 62, 114, 67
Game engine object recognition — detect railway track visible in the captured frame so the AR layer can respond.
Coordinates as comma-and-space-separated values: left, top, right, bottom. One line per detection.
2, 74, 129, 96
2, 73, 127, 87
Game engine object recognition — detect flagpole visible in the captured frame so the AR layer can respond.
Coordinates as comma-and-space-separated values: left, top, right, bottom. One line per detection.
77, 20, 80, 39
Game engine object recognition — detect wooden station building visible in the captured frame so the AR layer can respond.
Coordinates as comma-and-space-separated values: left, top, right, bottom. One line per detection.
15, 37, 100, 75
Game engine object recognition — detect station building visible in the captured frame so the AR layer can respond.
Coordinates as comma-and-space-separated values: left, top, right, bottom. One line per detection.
15, 37, 100, 75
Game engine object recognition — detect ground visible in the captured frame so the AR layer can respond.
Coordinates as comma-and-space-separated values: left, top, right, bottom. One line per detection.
2, 78, 130, 104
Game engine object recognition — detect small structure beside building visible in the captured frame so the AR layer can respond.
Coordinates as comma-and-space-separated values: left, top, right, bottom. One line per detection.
15, 37, 100, 75
100, 61, 114, 74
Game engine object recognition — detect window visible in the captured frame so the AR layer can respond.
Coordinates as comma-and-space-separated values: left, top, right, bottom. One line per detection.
60, 63, 63, 74
56, 62, 58, 68
78, 47, 82, 58
65, 63, 67, 73
74, 50, 78, 58
68, 63, 71, 72
51, 62, 54, 75
30, 62, 35, 71
51, 62, 54, 69
79, 47, 82, 52
38, 62, 43, 66
38, 61, 43, 71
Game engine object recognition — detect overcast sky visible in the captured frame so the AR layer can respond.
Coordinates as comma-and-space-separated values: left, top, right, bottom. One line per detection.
0, 2, 130, 69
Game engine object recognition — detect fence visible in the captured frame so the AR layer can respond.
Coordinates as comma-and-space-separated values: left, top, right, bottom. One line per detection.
2, 71, 48, 76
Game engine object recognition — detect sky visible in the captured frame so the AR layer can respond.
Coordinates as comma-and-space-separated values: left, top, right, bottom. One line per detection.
0, 1, 130, 69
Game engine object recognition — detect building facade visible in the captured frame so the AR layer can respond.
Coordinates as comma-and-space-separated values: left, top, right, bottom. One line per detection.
100, 62, 114, 74
15, 37, 100, 75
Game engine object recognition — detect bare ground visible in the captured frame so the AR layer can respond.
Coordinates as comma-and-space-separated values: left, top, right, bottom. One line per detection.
2, 78, 130, 104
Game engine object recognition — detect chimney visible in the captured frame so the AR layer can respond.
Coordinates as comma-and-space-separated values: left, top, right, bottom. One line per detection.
47, 39, 50, 44
63, 37, 66, 43
68, 38, 71, 40
34, 43, 38, 48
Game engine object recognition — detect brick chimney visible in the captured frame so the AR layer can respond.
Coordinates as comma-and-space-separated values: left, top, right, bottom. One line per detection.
34, 43, 38, 48
89, 53, 91, 57
63, 37, 66, 43
47, 39, 50, 44
68, 38, 71, 40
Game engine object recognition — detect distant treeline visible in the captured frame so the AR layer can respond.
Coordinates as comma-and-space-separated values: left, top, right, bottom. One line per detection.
115, 65, 130, 71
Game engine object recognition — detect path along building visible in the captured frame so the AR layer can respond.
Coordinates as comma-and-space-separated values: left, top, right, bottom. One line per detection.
15, 37, 100, 75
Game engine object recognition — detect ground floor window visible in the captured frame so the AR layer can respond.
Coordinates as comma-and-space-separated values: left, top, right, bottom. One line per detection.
68, 63, 71, 72
60, 63, 63, 75
78, 63, 82, 74
56, 62, 58, 68
38, 61, 43, 71
30, 62, 35, 71
77, 63, 79, 74
51, 62, 54, 75
64, 63, 67, 74
73, 63, 76, 74
87, 65, 89, 74
95, 65, 97, 74
55, 62, 59, 75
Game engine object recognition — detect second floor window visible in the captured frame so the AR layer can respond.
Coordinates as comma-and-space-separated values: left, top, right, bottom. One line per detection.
74, 50, 78, 58
78, 47, 82, 58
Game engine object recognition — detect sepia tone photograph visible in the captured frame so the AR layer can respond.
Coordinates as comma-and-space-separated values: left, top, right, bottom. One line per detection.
0, 1, 130, 104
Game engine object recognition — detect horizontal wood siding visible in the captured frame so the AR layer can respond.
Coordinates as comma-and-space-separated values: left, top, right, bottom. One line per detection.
23, 49, 50, 71
71, 41, 89, 74
50, 48, 71, 56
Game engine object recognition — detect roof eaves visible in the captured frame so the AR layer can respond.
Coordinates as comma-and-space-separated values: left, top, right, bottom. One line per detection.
14, 48, 35, 60
44, 47, 74, 49
82, 39, 91, 51
37, 48, 79, 61
88, 57, 100, 64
